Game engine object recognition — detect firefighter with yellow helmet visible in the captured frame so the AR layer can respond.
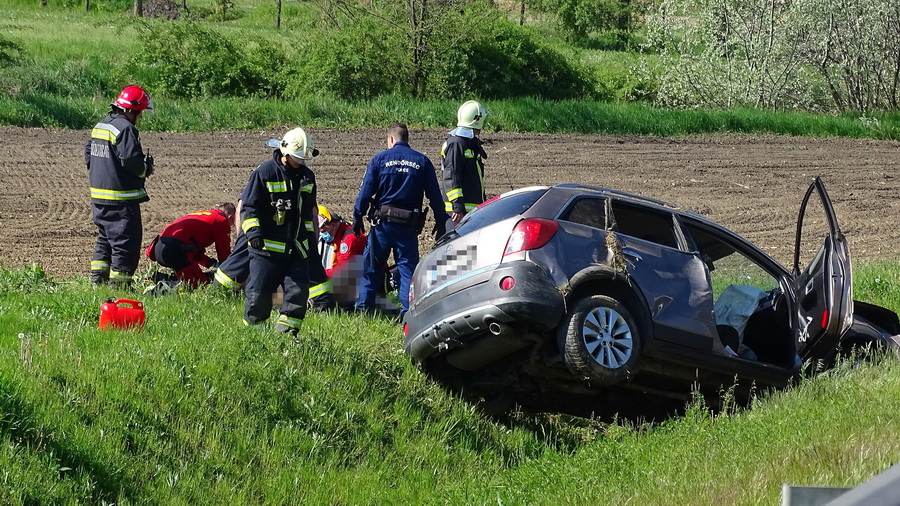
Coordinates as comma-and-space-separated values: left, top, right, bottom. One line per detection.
441, 100, 489, 229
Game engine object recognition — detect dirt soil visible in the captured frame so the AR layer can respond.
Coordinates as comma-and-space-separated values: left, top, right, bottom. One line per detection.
2, 126, 899, 279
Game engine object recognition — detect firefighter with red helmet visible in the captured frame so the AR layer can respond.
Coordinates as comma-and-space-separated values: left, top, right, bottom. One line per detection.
84, 85, 155, 285
145, 203, 236, 288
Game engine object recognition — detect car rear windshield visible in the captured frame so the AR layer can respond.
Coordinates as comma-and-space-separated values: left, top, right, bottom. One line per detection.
455, 189, 546, 235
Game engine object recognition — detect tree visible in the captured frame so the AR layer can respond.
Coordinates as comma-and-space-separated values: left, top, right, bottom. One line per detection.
646, 0, 900, 112
275, 0, 282, 29
134, 0, 143, 16
318, 0, 495, 98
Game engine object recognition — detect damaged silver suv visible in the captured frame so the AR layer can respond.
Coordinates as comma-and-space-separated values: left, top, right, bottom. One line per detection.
402, 178, 900, 416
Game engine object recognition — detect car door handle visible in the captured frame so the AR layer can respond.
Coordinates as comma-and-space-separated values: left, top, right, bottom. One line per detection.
622, 247, 642, 261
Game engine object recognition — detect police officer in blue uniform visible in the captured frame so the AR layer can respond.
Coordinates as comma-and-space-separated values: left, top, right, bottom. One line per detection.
353, 122, 450, 316
238, 127, 319, 334
84, 85, 155, 285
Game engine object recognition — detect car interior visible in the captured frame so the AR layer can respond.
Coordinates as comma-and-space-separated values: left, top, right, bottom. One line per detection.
560, 195, 801, 371
683, 222, 799, 369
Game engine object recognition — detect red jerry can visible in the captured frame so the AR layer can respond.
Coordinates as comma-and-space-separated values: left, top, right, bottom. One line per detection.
99, 298, 146, 330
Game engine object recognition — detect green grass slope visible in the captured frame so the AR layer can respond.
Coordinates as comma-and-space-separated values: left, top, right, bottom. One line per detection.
1, 264, 900, 504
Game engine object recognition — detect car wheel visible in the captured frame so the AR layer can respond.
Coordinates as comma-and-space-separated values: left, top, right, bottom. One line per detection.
561, 295, 642, 386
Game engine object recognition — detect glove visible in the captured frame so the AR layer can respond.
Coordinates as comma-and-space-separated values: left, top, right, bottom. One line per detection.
204, 258, 219, 269
249, 236, 265, 250
353, 220, 365, 237
144, 154, 155, 177
432, 221, 446, 239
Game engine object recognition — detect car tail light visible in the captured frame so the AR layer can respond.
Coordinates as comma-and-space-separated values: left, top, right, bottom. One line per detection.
500, 276, 516, 290
504, 218, 559, 256
821, 309, 829, 329
403, 323, 409, 337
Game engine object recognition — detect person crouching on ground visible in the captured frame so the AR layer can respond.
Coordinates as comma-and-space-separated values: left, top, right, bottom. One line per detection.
312, 204, 367, 309
145, 202, 235, 288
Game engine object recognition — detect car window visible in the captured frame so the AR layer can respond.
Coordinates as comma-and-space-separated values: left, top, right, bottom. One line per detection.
454, 189, 546, 235
559, 197, 607, 229
683, 223, 779, 299
610, 200, 678, 249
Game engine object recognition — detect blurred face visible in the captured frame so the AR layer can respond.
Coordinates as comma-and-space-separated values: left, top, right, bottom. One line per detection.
283, 154, 303, 169
320, 220, 340, 237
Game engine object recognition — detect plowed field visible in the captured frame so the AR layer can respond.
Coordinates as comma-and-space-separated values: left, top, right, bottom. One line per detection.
2, 126, 899, 279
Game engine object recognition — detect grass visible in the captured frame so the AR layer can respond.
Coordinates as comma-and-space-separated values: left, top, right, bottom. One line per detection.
1, 262, 900, 504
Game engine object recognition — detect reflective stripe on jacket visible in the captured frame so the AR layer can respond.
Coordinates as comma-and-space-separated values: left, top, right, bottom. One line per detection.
441, 134, 486, 214
239, 151, 317, 258
84, 113, 149, 205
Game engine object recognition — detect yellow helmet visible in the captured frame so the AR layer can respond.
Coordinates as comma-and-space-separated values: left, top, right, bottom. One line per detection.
279, 127, 319, 161
317, 205, 332, 223
457, 100, 489, 129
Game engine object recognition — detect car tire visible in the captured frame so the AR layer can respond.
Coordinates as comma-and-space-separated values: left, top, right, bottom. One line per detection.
561, 295, 642, 386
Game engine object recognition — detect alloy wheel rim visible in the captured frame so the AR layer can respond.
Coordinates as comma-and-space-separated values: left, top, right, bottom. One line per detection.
582, 306, 633, 369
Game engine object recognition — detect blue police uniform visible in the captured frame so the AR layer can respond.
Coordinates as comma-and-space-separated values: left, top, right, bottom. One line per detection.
353, 141, 449, 314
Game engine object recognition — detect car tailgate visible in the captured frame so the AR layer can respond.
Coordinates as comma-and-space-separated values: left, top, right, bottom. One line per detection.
412, 219, 516, 311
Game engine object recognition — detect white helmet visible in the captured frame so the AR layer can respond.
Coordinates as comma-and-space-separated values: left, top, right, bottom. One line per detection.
457, 100, 489, 129
279, 127, 319, 161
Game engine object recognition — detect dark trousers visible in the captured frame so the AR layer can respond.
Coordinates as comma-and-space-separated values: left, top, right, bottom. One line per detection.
356, 222, 418, 314
214, 232, 249, 289
92, 203, 142, 284
244, 251, 310, 333
155, 237, 209, 288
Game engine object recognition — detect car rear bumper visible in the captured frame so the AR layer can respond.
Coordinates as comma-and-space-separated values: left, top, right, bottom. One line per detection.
404, 261, 565, 362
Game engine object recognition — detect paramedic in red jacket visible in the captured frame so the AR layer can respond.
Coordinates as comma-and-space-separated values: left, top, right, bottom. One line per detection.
317, 205, 366, 276
314, 205, 366, 308
146, 203, 236, 288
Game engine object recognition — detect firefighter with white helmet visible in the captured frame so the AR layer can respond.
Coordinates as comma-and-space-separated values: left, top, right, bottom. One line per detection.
441, 100, 489, 229
84, 85, 156, 286
236, 127, 321, 335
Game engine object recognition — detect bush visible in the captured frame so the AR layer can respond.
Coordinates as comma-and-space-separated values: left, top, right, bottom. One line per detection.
584, 51, 659, 102
462, 20, 592, 100
128, 21, 287, 99
286, 20, 401, 100
528, 0, 639, 49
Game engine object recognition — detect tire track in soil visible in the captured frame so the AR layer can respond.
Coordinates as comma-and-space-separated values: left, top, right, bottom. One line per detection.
2, 126, 899, 279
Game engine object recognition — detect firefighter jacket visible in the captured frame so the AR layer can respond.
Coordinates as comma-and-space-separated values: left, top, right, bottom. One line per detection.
84, 112, 150, 206
240, 151, 316, 259
354, 141, 449, 227
441, 129, 487, 214
157, 209, 233, 266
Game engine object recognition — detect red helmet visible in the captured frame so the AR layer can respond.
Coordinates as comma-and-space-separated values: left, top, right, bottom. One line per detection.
112, 85, 154, 113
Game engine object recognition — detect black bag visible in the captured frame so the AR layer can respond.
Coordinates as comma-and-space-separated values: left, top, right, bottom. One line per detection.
377, 205, 418, 227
